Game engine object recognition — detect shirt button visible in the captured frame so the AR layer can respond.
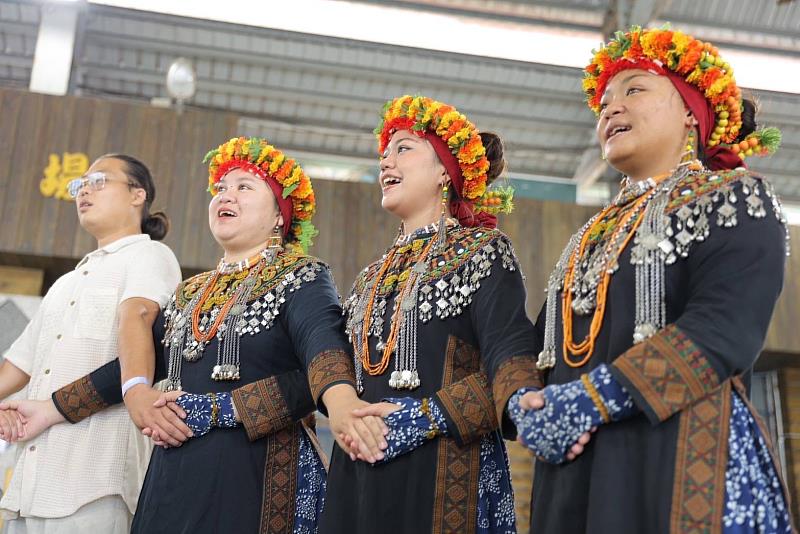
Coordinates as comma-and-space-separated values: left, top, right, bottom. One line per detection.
29, 445, 36, 452
82, 270, 89, 276
56, 334, 62, 340
69, 301, 75, 306
44, 369, 50, 374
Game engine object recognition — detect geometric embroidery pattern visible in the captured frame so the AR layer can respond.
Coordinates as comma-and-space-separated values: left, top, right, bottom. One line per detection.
261, 424, 300, 534
670, 380, 730, 534
52, 375, 109, 424
232, 375, 292, 441
613, 324, 719, 422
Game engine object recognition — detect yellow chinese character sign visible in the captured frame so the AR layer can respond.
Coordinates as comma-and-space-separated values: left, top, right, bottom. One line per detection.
40, 152, 89, 201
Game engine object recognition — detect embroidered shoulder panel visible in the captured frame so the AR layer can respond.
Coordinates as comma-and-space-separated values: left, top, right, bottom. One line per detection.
344, 227, 519, 326
164, 253, 327, 339
660, 169, 789, 262
175, 252, 326, 310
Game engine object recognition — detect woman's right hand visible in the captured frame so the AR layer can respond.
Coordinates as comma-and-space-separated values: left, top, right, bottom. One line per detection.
322, 384, 389, 463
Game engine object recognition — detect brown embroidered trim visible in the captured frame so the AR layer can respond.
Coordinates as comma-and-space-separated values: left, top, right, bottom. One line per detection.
670, 380, 730, 534
232, 376, 292, 442
440, 336, 481, 385
492, 354, 541, 422
431, 335, 482, 534
436, 372, 497, 445
613, 324, 719, 422
433, 437, 480, 534
261, 424, 300, 534
52, 375, 109, 424
307, 349, 355, 402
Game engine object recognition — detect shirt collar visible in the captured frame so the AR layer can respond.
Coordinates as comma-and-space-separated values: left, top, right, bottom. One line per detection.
77, 234, 150, 267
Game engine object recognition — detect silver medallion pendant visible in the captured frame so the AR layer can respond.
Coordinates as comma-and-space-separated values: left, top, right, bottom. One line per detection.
183, 342, 206, 362
211, 364, 240, 381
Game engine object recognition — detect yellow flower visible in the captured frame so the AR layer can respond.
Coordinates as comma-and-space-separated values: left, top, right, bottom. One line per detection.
284, 166, 303, 187
686, 65, 703, 85
671, 32, 690, 55
421, 101, 442, 124
706, 75, 729, 97
268, 153, 285, 175
256, 145, 272, 165
436, 111, 461, 135
224, 141, 235, 158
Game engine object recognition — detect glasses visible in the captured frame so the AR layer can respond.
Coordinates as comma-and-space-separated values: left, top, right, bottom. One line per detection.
67, 172, 138, 199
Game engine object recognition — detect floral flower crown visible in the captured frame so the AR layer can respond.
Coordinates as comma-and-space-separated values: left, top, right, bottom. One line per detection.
204, 137, 317, 252
375, 95, 513, 214
583, 26, 780, 158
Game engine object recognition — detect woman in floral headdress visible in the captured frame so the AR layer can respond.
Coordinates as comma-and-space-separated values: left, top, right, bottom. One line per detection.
313, 95, 548, 534
32, 137, 382, 533
510, 27, 795, 533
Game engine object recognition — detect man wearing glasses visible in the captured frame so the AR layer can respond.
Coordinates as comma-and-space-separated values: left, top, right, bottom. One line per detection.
0, 154, 181, 533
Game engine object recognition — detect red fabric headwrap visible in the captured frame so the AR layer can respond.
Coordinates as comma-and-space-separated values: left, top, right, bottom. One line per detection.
216, 160, 293, 237
664, 72, 745, 171
422, 132, 497, 229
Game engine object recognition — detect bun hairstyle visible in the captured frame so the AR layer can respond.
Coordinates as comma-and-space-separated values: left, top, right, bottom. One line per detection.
479, 132, 506, 185
735, 98, 758, 141
100, 153, 170, 241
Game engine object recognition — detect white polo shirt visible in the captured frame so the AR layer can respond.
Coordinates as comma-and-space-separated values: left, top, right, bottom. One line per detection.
1, 234, 181, 518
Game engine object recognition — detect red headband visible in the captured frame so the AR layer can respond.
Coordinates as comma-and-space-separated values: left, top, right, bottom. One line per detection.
216, 159, 294, 237
422, 132, 497, 229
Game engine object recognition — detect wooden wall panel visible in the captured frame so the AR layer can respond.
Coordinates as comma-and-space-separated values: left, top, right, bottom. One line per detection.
779, 368, 800, 522
0, 266, 43, 296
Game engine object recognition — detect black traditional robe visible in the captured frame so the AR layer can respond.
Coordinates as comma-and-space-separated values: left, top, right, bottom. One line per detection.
529, 169, 793, 534
52, 251, 350, 534
308, 226, 542, 534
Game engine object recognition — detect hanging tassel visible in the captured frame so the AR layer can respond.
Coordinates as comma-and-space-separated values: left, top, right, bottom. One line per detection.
435, 183, 448, 250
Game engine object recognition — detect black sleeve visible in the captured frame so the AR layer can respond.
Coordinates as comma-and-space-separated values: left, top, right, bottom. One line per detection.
468, 236, 543, 434
281, 266, 354, 414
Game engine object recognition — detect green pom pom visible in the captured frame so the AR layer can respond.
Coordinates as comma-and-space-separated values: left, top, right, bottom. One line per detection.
758, 127, 782, 154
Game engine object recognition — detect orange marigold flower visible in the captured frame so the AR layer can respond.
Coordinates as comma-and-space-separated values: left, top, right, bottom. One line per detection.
275, 159, 294, 181
293, 177, 313, 199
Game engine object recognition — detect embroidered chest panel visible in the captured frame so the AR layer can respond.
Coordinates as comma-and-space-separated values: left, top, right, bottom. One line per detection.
660, 169, 786, 262
165, 254, 326, 340
344, 227, 518, 331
